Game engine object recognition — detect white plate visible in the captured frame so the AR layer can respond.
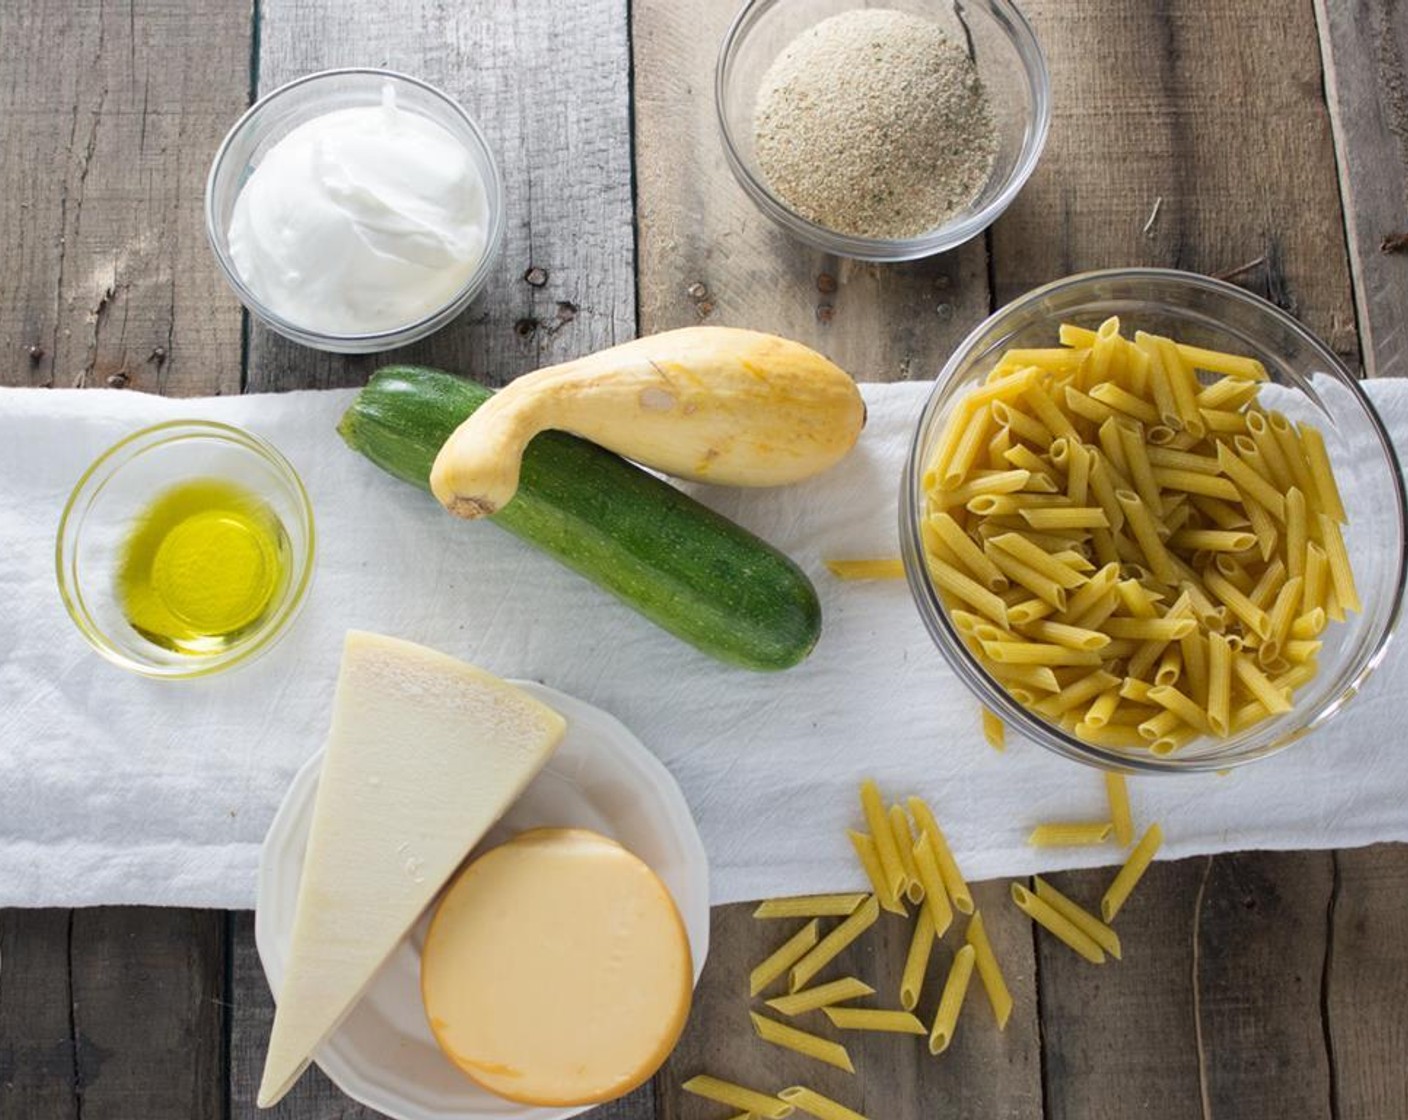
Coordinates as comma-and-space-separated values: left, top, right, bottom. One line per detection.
255, 681, 711, 1120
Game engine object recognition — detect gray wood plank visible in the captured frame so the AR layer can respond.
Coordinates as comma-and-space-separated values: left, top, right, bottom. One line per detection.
243, 0, 635, 393
630, 0, 990, 379
1326, 844, 1408, 1119
0, 910, 78, 1120
67, 907, 226, 1119
0, 0, 249, 393
658, 892, 1040, 1120
990, 0, 1358, 368
1315, 0, 1408, 377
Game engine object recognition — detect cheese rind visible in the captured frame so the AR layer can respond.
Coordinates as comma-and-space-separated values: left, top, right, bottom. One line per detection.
421, 827, 693, 1106
257, 631, 566, 1108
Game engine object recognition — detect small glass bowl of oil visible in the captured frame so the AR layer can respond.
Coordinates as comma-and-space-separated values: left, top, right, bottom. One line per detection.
57, 421, 315, 678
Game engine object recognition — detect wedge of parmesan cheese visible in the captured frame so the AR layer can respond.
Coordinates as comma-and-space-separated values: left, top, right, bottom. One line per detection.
257, 631, 565, 1108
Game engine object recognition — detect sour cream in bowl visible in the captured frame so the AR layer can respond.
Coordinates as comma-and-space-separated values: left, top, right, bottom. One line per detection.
206, 69, 505, 353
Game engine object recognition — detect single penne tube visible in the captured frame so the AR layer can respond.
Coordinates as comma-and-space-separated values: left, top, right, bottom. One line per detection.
982, 640, 1101, 667
1191, 494, 1252, 530
1175, 341, 1268, 380
907, 797, 975, 915
1242, 492, 1279, 563
1204, 568, 1272, 638
1246, 410, 1294, 491
1115, 490, 1179, 583
750, 1012, 855, 1073
1074, 721, 1149, 748
991, 398, 1055, 447
860, 779, 907, 905
1275, 661, 1319, 692
766, 976, 876, 1017
1151, 467, 1241, 501
1087, 452, 1129, 533
683, 1075, 795, 1119
1066, 440, 1092, 506
788, 896, 881, 992
1215, 552, 1256, 595
987, 532, 1088, 589
1127, 636, 1173, 681
1002, 346, 1089, 372
824, 558, 906, 580
981, 706, 1007, 751
1021, 382, 1081, 442
1089, 381, 1160, 424
1011, 882, 1106, 963
1119, 676, 1156, 703
1232, 653, 1292, 714
929, 511, 1009, 591
965, 911, 1014, 1029
1196, 375, 1262, 410
847, 831, 904, 916
1027, 821, 1114, 846
1134, 331, 1180, 427
751, 920, 822, 996
1179, 630, 1209, 705
1062, 561, 1120, 618
1146, 684, 1213, 734
1084, 686, 1122, 729
823, 1007, 928, 1034
1156, 336, 1206, 436
1147, 446, 1223, 474
1200, 406, 1249, 434
1137, 706, 1183, 743
1117, 419, 1166, 518
1284, 639, 1323, 663
939, 403, 993, 489
987, 425, 1014, 471
928, 944, 977, 1054
928, 556, 1010, 627
1207, 631, 1233, 736
930, 469, 1032, 509
1103, 616, 1197, 641
1019, 506, 1111, 530
1104, 772, 1134, 845
778, 1086, 869, 1120
1059, 323, 1099, 348
889, 804, 925, 904
1034, 876, 1123, 959
1302, 540, 1329, 615
1115, 576, 1160, 618
1301, 423, 1347, 522
1317, 513, 1360, 613
900, 907, 936, 1011
987, 662, 1062, 694
1089, 317, 1122, 383
1098, 416, 1132, 478
1262, 576, 1304, 659
1022, 619, 1111, 651
1290, 608, 1326, 639
1032, 669, 1122, 718
1102, 822, 1164, 921
755, 894, 869, 919
912, 833, 955, 937
1065, 383, 1116, 425
1216, 441, 1286, 520
981, 547, 1069, 611
1003, 441, 1061, 484
1285, 487, 1307, 578
1007, 597, 1057, 625
1167, 529, 1257, 552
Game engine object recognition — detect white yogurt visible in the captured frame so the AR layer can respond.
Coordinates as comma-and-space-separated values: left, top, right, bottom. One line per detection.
228, 84, 489, 336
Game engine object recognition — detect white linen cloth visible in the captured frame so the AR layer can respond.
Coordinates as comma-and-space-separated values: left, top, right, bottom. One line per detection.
2, 380, 1406, 909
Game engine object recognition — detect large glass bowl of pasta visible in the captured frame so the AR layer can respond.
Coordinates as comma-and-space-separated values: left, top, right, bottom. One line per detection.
901, 268, 1407, 772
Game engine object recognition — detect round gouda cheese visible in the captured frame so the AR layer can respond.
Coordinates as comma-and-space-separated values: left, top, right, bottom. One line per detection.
421, 827, 693, 1106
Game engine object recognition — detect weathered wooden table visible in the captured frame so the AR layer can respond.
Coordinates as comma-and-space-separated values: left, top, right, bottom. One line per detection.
3, 0, 1407, 1116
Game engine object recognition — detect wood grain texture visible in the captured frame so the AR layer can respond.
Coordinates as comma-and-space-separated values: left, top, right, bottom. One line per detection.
67, 907, 226, 1119
0, 910, 79, 1120
658, 886, 1041, 1120
990, 0, 1358, 366
244, 0, 636, 392
1326, 845, 1408, 1119
0, 0, 249, 394
1316, 0, 1408, 377
631, 0, 990, 381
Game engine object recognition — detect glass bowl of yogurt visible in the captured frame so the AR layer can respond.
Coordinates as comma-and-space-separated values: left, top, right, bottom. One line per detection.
205, 68, 505, 354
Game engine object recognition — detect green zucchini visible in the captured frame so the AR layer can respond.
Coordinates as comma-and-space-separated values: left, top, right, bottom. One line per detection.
337, 365, 822, 670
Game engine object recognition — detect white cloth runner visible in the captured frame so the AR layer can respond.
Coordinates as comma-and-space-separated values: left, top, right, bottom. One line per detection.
2, 380, 1406, 909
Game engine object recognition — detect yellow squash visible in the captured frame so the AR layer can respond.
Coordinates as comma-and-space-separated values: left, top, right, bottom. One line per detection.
429, 327, 865, 518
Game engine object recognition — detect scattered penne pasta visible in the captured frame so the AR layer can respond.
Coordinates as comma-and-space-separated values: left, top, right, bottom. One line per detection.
1033, 876, 1122, 959
825, 558, 906, 580
683, 1075, 794, 1119
1102, 823, 1164, 922
965, 911, 1013, 1029
1105, 772, 1134, 846
1011, 882, 1106, 964
766, 977, 875, 1017
823, 1007, 928, 1034
907, 797, 975, 914
900, 908, 936, 1012
751, 920, 821, 996
751, 1012, 856, 1072
847, 830, 906, 916
789, 896, 881, 992
928, 944, 977, 1054
754, 894, 868, 920
1028, 821, 1114, 847
780, 1086, 870, 1120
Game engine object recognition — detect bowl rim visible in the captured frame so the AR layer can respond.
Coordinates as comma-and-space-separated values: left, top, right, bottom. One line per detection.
56, 418, 318, 680
901, 265, 1408, 772
203, 66, 507, 350
714, 0, 1052, 261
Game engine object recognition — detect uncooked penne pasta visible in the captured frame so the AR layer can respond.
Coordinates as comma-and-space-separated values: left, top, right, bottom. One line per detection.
1011, 882, 1106, 963
1207, 631, 1233, 736
965, 910, 1014, 1029
900, 907, 936, 1012
981, 706, 1007, 751
1028, 821, 1114, 847
824, 558, 905, 580
847, 831, 904, 916
1301, 423, 1347, 522
789, 896, 881, 992
754, 894, 869, 920
1101, 822, 1164, 921
779, 1086, 870, 1120
889, 804, 925, 904
1105, 772, 1134, 846
823, 1008, 928, 1034
1034, 876, 1122, 959
683, 1075, 794, 1119
751, 920, 821, 996
750, 1012, 855, 1073
766, 977, 875, 1017
930, 512, 1008, 591
912, 833, 954, 937
929, 945, 977, 1054
1317, 513, 1361, 614
859, 779, 907, 906
1175, 341, 1268, 380
907, 797, 975, 914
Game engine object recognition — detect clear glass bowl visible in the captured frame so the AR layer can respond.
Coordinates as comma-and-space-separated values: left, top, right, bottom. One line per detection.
901, 268, 1408, 771
205, 68, 506, 354
715, 0, 1049, 261
57, 421, 316, 679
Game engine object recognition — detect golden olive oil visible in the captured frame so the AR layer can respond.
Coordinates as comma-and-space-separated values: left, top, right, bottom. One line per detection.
116, 478, 290, 654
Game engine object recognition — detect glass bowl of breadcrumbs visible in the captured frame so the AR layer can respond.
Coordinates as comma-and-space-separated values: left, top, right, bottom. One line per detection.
716, 0, 1049, 261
